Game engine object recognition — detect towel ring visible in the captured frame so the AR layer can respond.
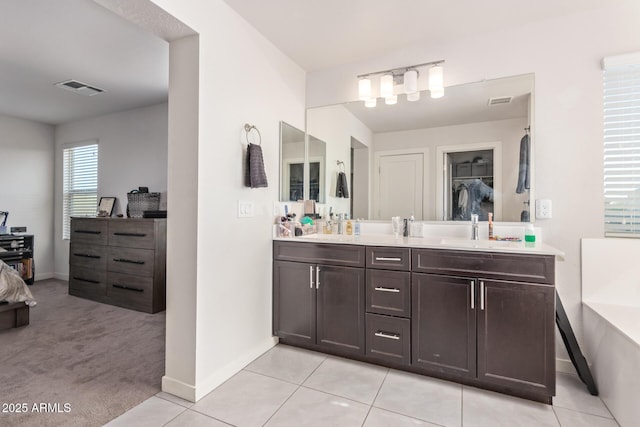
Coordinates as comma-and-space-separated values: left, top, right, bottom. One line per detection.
244, 123, 261, 146
336, 160, 345, 172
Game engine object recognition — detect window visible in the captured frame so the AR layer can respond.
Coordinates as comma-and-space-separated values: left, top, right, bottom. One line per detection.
603, 52, 640, 237
62, 142, 98, 239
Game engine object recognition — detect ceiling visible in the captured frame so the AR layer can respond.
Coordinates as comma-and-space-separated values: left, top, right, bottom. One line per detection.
0, 0, 612, 125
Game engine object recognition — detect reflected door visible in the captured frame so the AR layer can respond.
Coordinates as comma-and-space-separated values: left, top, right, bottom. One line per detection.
376, 153, 424, 220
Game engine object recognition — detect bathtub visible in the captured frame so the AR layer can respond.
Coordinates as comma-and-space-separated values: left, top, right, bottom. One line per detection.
582, 238, 640, 427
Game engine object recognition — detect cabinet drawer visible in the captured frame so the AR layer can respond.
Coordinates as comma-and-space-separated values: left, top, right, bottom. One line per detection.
69, 243, 107, 270
366, 270, 411, 318
107, 247, 155, 276
69, 266, 106, 298
366, 313, 411, 366
107, 272, 153, 312
70, 219, 107, 245
412, 248, 554, 285
274, 241, 365, 267
366, 247, 410, 271
108, 220, 156, 249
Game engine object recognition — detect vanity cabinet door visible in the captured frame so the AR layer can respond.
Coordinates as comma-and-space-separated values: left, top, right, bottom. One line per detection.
273, 260, 316, 346
316, 265, 365, 356
412, 273, 477, 379
477, 279, 555, 396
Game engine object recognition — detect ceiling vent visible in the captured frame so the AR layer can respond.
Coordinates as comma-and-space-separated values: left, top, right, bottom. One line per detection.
55, 80, 105, 96
487, 96, 513, 106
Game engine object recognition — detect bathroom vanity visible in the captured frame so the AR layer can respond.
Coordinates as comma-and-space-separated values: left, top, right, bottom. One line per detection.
273, 235, 562, 404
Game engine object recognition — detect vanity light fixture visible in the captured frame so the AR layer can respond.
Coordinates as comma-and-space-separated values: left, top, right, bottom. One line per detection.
356, 60, 445, 106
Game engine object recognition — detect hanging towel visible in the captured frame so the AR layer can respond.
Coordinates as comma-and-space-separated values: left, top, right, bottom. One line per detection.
516, 134, 530, 194
336, 172, 349, 198
245, 143, 268, 188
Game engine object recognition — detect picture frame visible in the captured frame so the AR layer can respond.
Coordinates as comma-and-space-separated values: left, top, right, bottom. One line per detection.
98, 197, 116, 217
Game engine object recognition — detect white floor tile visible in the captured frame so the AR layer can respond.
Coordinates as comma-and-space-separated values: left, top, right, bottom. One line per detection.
303, 356, 388, 404
165, 409, 231, 426
104, 396, 186, 427
156, 391, 194, 408
265, 386, 370, 427
374, 369, 462, 426
462, 386, 559, 427
554, 407, 620, 427
244, 344, 327, 384
363, 407, 441, 427
191, 370, 297, 427
553, 373, 613, 418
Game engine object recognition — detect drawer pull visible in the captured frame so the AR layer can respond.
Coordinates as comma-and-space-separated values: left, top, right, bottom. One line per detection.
470, 280, 475, 310
112, 284, 144, 293
374, 286, 400, 293
113, 258, 145, 265
480, 281, 485, 310
75, 230, 101, 235
375, 331, 400, 340
113, 232, 147, 237
74, 253, 101, 259
73, 276, 100, 284
309, 265, 314, 289
375, 257, 402, 262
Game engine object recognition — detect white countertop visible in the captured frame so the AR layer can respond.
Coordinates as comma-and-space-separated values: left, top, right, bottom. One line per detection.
274, 233, 564, 258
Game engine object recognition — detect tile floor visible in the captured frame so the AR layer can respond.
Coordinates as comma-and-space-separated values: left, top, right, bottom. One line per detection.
105, 345, 620, 427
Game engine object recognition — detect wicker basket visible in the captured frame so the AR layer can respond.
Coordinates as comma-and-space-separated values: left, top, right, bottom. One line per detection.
127, 192, 160, 218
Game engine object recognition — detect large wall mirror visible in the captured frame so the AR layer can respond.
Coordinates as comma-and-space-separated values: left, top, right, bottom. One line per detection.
279, 121, 327, 203
303, 73, 534, 222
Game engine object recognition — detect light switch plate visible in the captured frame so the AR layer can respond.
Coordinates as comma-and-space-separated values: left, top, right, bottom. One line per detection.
238, 200, 255, 218
535, 199, 552, 219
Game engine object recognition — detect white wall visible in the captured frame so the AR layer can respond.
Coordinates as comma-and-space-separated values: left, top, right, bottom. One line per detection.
307, 0, 640, 362
374, 118, 528, 221
145, 0, 306, 401
53, 102, 168, 278
0, 115, 54, 279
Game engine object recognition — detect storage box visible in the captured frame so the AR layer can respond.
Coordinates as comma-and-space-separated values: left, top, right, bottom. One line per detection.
127, 192, 160, 218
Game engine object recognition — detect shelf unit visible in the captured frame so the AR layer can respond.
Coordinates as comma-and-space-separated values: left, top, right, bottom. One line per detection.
0, 234, 34, 285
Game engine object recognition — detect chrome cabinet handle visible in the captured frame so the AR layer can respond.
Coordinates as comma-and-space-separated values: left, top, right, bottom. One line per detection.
316, 266, 320, 289
470, 280, 475, 309
374, 286, 400, 293
480, 281, 485, 310
309, 265, 313, 289
113, 258, 145, 265
375, 257, 402, 262
375, 331, 400, 340
113, 232, 147, 237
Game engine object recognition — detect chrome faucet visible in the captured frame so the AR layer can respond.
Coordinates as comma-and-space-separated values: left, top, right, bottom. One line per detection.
471, 214, 479, 240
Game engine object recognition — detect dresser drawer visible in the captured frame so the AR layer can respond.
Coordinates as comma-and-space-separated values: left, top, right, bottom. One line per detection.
69, 266, 107, 299
70, 219, 107, 246
69, 243, 107, 270
412, 248, 555, 285
107, 247, 154, 276
366, 247, 410, 271
108, 220, 156, 249
107, 272, 153, 312
366, 313, 411, 366
274, 241, 365, 267
366, 270, 411, 318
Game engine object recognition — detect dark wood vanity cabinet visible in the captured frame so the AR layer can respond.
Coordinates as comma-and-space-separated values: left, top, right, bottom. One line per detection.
273, 242, 366, 356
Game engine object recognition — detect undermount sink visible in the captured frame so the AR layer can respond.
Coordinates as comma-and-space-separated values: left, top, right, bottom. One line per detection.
439, 238, 522, 249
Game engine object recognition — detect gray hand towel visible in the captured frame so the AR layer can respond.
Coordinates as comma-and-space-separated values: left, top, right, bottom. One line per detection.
516, 134, 530, 194
336, 171, 349, 198
245, 143, 268, 188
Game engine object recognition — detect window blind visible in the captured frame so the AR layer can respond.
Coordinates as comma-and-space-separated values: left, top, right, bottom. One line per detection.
603, 53, 640, 237
62, 143, 98, 239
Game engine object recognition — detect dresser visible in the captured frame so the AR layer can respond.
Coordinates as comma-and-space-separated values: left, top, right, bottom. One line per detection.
69, 217, 166, 313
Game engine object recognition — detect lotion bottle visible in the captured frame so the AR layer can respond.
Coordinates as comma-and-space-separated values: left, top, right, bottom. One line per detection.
346, 215, 353, 235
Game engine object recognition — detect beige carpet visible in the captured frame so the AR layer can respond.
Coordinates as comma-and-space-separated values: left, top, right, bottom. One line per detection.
0, 279, 166, 427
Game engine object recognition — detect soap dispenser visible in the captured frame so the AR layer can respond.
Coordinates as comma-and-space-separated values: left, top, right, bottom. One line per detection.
346, 215, 353, 235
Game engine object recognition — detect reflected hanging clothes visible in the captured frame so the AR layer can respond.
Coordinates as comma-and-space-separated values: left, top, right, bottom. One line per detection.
516, 133, 530, 194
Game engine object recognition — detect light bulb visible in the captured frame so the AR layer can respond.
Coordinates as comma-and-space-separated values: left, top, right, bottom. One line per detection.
407, 92, 420, 102
358, 78, 371, 101
385, 95, 397, 105
430, 88, 444, 99
365, 98, 377, 108
404, 69, 418, 94
429, 64, 444, 93
380, 74, 394, 98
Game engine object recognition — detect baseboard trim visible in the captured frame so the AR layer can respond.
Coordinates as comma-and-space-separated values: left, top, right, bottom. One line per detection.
162, 376, 197, 403
556, 358, 577, 374
34, 272, 55, 281
53, 273, 69, 281
194, 337, 278, 401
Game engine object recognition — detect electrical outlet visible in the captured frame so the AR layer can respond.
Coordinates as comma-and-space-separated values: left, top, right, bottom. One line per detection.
535, 199, 552, 219
238, 200, 255, 218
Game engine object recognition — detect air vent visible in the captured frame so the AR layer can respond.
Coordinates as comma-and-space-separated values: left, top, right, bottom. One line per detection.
487, 96, 513, 106
55, 80, 105, 97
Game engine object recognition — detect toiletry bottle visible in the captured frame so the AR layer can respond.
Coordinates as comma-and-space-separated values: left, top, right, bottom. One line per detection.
337, 213, 343, 234
346, 216, 353, 235
525, 224, 536, 243
354, 218, 361, 236
488, 213, 494, 240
